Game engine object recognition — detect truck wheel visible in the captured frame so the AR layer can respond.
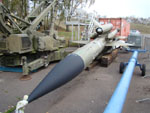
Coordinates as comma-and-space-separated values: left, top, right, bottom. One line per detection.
141, 64, 146, 76
119, 62, 124, 73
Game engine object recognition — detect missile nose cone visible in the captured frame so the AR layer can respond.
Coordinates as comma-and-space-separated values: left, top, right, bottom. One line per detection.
28, 54, 84, 103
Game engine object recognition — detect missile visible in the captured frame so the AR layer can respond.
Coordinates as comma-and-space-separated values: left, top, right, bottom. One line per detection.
27, 24, 114, 103
15, 23, 122, 112
92, 19, 113, 34
90, 24, 113, 39
28, 35, 107, 103
107, 29, 120, 39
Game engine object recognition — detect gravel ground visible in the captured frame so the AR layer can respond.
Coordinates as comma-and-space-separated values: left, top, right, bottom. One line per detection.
0, 51, 150, 113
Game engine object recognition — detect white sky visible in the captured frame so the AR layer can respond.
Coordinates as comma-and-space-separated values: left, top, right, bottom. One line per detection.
85, 0, 150, 18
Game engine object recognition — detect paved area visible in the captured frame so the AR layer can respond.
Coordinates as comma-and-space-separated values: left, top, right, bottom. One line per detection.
0, 51, 150, 113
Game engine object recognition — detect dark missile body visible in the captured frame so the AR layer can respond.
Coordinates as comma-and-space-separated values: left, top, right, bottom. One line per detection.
28, 54, 84, 103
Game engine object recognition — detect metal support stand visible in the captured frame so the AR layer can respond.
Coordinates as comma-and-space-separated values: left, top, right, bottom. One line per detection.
119, 49, 146, 76
103, 49, 146, 113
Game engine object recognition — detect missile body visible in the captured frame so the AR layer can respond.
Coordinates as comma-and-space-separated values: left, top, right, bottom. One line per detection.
27, 23, 116, 103
90, 24, 113, 39
28, 37, 106, 103
92, 19, 113, 33
73, 38, 106, 68
107, 29, 119, 39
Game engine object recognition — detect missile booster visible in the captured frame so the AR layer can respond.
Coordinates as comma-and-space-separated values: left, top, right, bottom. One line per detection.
107, 29, 119, 40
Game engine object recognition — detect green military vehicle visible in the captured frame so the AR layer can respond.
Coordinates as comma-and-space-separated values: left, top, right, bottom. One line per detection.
0, 0, 70, 75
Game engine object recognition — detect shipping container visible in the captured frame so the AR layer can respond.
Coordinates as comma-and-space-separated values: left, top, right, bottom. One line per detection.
99, 18, 130, 37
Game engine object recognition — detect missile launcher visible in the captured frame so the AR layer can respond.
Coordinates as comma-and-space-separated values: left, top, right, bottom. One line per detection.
0, 1, 69, 75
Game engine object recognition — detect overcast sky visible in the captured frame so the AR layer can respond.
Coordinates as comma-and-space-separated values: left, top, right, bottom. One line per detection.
85, 0, 150, 18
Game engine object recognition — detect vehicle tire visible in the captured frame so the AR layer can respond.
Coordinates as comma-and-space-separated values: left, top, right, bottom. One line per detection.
141, 64, 146, 76
119, 62, 124, 73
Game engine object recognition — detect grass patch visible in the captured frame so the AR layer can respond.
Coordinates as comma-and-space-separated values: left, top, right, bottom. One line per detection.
58, 31, 72, 40
58, 31, 81, 47
4, 106, 16, 113
131, 23, 150, 34
58, 31, 79, 40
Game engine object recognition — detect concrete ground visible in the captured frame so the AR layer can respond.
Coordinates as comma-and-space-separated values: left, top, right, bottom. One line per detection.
0, 51, 150, 113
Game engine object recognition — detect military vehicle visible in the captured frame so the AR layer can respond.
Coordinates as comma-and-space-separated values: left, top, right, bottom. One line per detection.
0, 0, 69, 75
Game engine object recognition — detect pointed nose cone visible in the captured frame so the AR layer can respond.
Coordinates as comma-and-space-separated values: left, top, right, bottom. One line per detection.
28, 54, 84, 103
